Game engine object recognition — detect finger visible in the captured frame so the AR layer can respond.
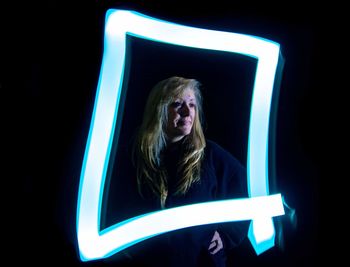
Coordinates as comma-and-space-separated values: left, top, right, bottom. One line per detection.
210, 245, 222, 255
210, 239, 223, 255
210, 231, 219, 242
208, 241, 217, 251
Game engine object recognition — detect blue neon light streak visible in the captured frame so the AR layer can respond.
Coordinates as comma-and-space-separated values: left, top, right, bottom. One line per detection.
76, 9, 285, 261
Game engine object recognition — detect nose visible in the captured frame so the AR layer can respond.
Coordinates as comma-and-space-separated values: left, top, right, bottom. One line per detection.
179, 103, 190, 117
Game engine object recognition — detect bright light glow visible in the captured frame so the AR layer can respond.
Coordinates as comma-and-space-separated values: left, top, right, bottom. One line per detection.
248, 217, 276, 255
76, 9, 285, 261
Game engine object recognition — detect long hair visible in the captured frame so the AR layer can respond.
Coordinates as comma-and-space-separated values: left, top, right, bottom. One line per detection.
133, 76, 206, 208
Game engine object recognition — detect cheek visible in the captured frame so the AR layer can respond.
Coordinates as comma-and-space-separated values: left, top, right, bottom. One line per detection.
191, 109, 196, 119
168, 109, 178, 124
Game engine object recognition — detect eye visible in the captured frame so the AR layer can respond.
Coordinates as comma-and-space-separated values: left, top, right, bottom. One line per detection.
189, 103, 196, 108
171, 101, 182, 108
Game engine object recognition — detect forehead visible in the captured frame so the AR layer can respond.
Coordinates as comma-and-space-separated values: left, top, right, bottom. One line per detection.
174, 88, 196, 100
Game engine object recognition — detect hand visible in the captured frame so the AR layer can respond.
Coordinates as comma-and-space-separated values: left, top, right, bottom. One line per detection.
208, 230, 223, 255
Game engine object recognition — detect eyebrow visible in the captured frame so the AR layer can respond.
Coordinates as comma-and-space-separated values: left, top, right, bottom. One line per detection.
173, 97, 196, 102
184, 96, 196, 101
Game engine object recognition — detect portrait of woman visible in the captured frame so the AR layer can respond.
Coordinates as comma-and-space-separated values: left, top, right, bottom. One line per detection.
106, 76, 249, 267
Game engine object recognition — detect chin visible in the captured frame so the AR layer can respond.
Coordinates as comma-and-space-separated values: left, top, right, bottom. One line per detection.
182, 129, 192, 136
173, 126, 193, 137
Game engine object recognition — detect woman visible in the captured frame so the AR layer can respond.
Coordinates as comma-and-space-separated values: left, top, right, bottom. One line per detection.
117, 76, 248, 267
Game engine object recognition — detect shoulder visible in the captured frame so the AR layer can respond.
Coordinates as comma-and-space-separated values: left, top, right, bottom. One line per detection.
204, 139, 245, 172
205, 139, 226, 152
205, 139, 239, 161
204, 139, 247, 197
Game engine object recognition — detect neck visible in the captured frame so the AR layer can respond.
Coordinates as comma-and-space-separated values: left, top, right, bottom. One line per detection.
168, 137, 184, 143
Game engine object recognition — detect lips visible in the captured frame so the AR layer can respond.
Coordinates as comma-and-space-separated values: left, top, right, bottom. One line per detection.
178, 120, 191, 126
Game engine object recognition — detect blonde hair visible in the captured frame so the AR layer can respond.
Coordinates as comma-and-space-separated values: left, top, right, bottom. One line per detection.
133, 76, 206, 208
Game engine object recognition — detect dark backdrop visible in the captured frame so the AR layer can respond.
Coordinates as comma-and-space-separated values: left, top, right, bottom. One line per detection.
3, 0, 340, 266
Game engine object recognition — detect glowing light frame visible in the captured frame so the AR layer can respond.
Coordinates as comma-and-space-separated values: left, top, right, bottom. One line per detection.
76, 9, 285, 261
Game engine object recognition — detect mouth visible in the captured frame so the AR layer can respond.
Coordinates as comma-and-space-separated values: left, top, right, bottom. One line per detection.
177, 120, 191, 126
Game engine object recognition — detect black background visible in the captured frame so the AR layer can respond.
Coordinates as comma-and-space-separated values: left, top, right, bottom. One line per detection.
3, 0, 342, 266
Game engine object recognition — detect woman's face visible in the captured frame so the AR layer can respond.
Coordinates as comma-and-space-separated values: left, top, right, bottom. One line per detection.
165, 88, 196, 143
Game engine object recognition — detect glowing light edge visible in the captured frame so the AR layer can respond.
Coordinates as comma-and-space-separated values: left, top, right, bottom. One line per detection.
76, 9, 285, 261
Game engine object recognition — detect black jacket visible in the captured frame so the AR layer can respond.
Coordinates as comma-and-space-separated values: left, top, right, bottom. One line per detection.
103, 139, 249, 267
